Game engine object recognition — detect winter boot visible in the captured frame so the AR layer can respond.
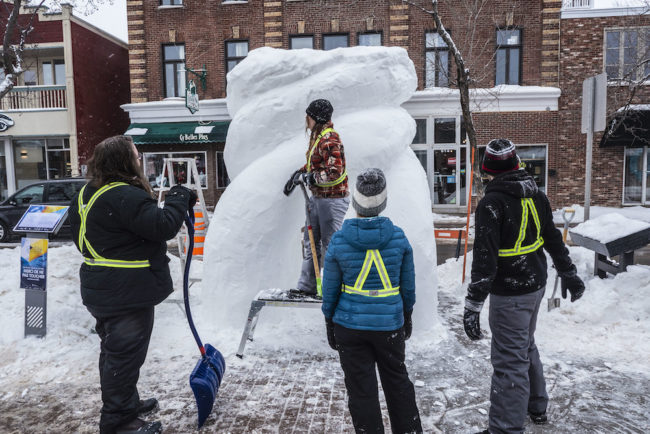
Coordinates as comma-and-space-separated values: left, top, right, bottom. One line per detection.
138, 398, 159, 416
529, 411, 548, 424
115, 418, 162, 434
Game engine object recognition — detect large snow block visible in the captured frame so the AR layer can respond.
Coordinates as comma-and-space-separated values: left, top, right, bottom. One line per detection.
203, 46, 440, 348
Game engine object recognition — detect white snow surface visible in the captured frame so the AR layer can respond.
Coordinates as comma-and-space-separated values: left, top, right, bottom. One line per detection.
204, 46, 440, 346
570, 213, 650, 243
553, 204, 650, 224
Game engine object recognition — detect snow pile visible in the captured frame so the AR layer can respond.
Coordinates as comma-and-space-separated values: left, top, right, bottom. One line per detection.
437, 246, 650, 373
570, 213, 650, 243
553, 204, 650, 224
203, 46, 439, 348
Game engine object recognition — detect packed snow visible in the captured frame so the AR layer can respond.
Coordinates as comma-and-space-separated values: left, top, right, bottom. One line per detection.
203, 46, 439, 343
553, 204, 650, 224
570, 213, 650, 243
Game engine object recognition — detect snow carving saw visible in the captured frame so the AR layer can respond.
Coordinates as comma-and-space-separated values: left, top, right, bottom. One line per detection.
183, 208, 226, 428
548, 208, 575, 311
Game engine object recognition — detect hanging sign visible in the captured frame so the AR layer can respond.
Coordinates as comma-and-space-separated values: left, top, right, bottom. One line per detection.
186, 79, 199, 114
20, 238, 48, 290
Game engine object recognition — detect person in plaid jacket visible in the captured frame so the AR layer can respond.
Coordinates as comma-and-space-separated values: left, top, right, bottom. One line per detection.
284, 99, 350, 297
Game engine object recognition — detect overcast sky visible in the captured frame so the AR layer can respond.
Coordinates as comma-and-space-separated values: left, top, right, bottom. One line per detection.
72, 0, 128, 43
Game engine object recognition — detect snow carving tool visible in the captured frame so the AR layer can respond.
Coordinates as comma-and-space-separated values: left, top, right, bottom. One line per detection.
548, 208, 576, 311
183, 208, 226, 428
300, 181, 322, 297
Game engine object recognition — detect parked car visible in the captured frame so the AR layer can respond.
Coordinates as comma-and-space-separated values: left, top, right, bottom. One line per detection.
0, 179, 86, 242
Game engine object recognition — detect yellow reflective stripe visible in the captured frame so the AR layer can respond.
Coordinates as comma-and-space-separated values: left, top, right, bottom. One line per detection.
314, 169, 347, 188
84, 258, 150, 268
342, 249, 400, 297
306, 127, 335, 172
342, 285, 400, 297
78, 182, 149, 268
498, 198, 544, 257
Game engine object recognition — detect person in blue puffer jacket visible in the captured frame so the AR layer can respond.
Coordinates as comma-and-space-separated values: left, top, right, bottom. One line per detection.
321, 168, 422, 434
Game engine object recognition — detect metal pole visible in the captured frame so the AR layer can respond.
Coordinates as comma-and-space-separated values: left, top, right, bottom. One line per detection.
584, 78, 596, 221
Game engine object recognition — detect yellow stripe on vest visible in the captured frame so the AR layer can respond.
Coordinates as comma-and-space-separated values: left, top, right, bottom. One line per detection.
342, 249, 400, 297
498, 198, 544, 257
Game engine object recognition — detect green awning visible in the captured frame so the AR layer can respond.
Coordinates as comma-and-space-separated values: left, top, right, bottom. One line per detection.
125, 121, 230, 145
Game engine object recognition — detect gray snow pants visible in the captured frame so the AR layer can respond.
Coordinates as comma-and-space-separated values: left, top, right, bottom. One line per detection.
488, 287, 548, 434
297, 195, 349, 294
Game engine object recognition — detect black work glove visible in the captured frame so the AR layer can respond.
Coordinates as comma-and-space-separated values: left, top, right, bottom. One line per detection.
167, 185, 196, 210
283, 169, 302, 196
561, 274, 585, 302
463, 298, 484, 341
301, 172, 316, 186
403, 310, 413, 341
325, 319, 337, 351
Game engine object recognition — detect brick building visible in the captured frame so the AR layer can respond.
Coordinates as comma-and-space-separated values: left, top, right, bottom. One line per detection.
122, 0, 649, 210
0, 3, 130, 202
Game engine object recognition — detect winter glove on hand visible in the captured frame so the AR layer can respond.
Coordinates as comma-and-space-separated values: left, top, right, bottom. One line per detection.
325, 319, 337, 351
403, 310, 413, 341
561, 274, 585, 302
168, 185, 195, 210
283, 169, 302, 196
187, 189, 198, 209
301, 172, 316, 187
463, 298, 484, 341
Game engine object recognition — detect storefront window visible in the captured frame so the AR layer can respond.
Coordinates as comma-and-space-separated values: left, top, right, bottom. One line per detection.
412, 119, 427, 145
434, 118, 455, 144
142, 152, 208, 190
12, 138, 71, 189
216, 151, 230, 189
624, 147, 644, 204
0, 146, 8, 201
477, 145, 547, 192
46, 138, 71, 179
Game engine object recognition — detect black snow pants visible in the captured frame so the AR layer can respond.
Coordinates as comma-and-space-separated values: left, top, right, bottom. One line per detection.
88, 306, 155, 434
334, 324, 422, 434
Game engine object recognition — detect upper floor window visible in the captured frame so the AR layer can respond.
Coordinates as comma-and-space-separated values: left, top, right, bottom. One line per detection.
160, 0, 182, 5
496, 28, 521, 85
42, 60, 65, 86
358, 32, 382, 46
22, 68, 37, 86
226, 41, 249, 72
163, 44, 185, 98
605, 28, 650, 82
425, 32, 449, 88
290, 36, 314, 49
323, 34, 349, 50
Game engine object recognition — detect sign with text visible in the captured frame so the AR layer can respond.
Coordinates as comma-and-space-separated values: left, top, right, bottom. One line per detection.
20, 238, 48, 290
13, 205, 69, 234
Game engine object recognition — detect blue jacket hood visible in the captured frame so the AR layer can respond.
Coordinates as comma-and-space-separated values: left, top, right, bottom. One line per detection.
340, 217, 395, 250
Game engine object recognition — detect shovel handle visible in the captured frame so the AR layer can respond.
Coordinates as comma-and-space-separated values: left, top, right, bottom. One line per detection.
183, 209, 206, 356
561, 208, 575, 243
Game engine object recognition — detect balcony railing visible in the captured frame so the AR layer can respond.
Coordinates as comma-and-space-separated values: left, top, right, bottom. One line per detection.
564, 0, 593, 8
0, 85, 67, 111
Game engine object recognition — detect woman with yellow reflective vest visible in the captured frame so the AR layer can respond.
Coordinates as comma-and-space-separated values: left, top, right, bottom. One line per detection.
321, 169, 422, 434
69, 135, 196, 434
464, 139, 585, 434
283, 99, 350, 297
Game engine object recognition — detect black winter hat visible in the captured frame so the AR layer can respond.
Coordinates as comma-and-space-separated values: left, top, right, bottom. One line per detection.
352, 168, 387, 217
306, 99, 333, 124
481, 138, 520, 174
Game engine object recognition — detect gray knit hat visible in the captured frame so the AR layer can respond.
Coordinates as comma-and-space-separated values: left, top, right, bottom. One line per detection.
352, 168, 387, 217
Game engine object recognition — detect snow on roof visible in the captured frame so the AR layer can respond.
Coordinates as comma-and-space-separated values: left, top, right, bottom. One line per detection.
570, 213, 650, 243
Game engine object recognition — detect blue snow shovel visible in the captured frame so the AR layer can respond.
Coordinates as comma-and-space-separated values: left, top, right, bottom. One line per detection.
183, 208, 226, 428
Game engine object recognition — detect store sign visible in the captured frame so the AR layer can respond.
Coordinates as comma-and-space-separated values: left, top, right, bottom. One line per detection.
179, 133, 209, 142
0, 113, 15, 132
186, 80, 199, 114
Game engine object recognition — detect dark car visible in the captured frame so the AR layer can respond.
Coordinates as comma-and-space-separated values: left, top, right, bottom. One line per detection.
0, 179, 86, 242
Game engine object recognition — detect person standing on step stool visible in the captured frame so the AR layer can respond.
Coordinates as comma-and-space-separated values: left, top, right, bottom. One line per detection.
283, 98, 349, 297
69, 135, 196, 434
321, 168, 422, 434
464, 139, 585, 434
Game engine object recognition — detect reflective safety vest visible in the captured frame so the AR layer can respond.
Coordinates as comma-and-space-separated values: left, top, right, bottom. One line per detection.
498, 198, 544, 257
342, 249, 400, 297
306, 127, 348, 188
77, 182, 150, 268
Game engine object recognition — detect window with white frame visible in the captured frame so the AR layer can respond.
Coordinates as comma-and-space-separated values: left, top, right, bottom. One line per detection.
496, 28, 521, 85
226, 41, 249, 72
623, 146, 649, 204
425, 32, 449, 88
163, 44, 186, 97
605, 28, 650, 81
12, 138, 71, 189
142, 152, 207, 190
41, 59, 65, 86
216, 151, 230, 189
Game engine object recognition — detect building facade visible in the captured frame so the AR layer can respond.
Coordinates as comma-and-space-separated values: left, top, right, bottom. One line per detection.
123, 0, 649, 210
0, 4, 130, 202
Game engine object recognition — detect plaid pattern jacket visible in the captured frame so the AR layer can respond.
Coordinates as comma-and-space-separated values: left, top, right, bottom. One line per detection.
302, 122, 349, 198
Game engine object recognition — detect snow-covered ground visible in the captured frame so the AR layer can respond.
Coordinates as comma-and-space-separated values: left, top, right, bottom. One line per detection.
0, 242, 648, 432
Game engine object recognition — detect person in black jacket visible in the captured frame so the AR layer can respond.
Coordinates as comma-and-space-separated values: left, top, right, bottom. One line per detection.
464, 139, 585, 434
69, 135, 196, 434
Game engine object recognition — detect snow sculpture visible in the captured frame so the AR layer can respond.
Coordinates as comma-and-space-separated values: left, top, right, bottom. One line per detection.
203, 47, 440, 346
